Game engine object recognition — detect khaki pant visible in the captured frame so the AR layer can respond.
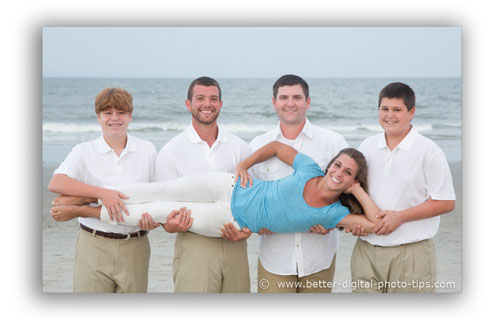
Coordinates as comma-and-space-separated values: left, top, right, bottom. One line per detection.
73, 229, 150, 293
257, 254, 336, 293
173, 231, 250, 293
351, 238, 436, 293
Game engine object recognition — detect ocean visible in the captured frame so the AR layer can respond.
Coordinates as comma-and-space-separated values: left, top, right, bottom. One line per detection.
42, 77, 462, 292
43, 77, 461, 164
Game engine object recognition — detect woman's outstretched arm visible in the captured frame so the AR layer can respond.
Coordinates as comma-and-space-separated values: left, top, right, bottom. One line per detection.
235, 141, 298, 187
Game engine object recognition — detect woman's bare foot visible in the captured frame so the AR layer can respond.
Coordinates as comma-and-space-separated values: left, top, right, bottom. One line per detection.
50, 205, 82, 221
52, 195, 96, 206
50, 205, 100, 221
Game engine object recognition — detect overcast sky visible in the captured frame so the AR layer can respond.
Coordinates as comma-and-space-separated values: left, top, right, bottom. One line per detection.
43, 27, 461, 78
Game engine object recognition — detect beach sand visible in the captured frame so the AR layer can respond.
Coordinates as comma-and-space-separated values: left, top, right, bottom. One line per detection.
42, 162, 461, 293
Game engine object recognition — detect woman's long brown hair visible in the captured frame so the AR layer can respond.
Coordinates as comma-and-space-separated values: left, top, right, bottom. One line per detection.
325, 148, 368, 215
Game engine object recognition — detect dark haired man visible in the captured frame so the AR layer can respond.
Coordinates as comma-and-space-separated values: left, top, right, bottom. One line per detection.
238, 74, 348, 292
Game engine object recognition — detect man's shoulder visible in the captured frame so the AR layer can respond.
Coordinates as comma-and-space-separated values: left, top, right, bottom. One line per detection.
221, 128, 247, 147
411, 131, 445, 157
309, 125, 347, 143
158, 131, 188, 152
359, 132, 382, 149
249, 130, 277, 148
129, 135, 156, 150
71, 137, 102, 153
310, 124, 343, 137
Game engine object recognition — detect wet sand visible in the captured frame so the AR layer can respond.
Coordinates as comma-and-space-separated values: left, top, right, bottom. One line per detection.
42, 162, 461, 293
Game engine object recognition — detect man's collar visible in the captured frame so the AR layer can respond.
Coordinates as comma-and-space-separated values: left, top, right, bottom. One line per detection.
273, 118, 313, 140
186, 123, 228, 144
97, 134, 136, 153
377, 126, 418, 150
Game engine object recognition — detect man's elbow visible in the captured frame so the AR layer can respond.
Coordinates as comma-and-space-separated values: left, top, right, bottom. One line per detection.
437, 199, 456, 215
48, 180, 59, 193
446, 200, 456, 213
48, 175, 64, 193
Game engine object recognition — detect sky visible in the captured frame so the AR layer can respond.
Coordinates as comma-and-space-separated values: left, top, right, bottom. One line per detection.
43, 27, 461, 78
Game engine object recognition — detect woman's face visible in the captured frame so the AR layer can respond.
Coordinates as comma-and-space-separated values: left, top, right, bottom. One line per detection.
324, 154, 359, 192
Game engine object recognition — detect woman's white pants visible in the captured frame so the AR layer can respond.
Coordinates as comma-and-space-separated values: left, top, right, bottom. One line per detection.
99, 172, 239, 237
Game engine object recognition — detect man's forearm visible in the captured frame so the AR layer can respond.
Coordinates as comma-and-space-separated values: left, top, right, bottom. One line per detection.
48, 174, 105, 200
399, 199, 456, 223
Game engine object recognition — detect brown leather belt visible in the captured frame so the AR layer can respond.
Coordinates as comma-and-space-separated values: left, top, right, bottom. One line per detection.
80, 223, 148, 240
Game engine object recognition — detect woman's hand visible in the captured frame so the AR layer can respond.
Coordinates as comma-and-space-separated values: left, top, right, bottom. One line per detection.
235, 162, 253, 188
344, 181, 361, 195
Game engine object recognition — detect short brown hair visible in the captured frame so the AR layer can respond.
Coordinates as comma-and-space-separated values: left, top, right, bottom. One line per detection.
378, 82, 415, 111
273, 74, 309, 100
95, 88, 133, 114
187, 76, 222, 101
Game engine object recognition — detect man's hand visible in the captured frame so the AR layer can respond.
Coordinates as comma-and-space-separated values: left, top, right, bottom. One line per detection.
309, 224, 334, 235
138, 212, 160, 231
344, 224, 368, 237
99, 188, 130, 223
373, 210, 404, 235
220, 223, 252, 241
161, 207, 193, 233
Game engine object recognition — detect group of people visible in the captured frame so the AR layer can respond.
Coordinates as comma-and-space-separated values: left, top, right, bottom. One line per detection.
48, 74, 456, 293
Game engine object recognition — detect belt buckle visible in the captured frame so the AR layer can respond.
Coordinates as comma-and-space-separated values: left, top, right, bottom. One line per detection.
123, 233, 131, 240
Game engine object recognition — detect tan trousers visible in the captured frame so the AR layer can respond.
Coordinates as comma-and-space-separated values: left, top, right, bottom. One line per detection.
351, 238, 436, 293
173, 231, 250, 293
73, 229, 150, 293
257, 254, 336, 293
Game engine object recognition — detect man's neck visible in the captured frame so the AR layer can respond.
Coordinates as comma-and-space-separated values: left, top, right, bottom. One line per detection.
385, 125, 412, 151
280, 119, 306, 140
192, 119, 219, 148
103, 135, 127, 156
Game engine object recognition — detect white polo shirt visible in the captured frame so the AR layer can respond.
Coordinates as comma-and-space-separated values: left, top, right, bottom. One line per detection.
54, 134, 157, 234
155, 124, 248, 181
249, 119, 348, 277
359, 126, 456, 247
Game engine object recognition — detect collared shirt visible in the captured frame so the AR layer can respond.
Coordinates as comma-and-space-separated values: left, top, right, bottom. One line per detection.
249, 119, 348, 277
359, 126, 456, 247
54, 134, 157, 233
155, 123, 248, 181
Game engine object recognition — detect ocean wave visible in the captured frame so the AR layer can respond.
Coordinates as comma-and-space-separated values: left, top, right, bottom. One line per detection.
43, 122, 189, 133
43, 121, 439, 135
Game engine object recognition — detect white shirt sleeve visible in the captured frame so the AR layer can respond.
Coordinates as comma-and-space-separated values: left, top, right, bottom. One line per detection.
148, 144, 158, 182
425, 150, 456, 200
53, 145, 85, 180
155, 144, 179, 181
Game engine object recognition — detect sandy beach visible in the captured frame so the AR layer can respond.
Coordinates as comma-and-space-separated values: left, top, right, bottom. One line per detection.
42, 162, 461, 293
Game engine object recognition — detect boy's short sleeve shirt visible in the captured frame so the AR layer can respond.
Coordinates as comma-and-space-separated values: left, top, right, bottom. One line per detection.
54, 134, 157, 233
359, 126, 456, 246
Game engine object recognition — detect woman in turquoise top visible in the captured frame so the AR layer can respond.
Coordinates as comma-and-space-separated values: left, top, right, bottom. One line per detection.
51, 142, 380, 237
